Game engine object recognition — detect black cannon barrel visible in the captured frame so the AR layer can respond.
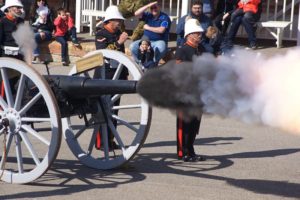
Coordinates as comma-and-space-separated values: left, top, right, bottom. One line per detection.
45, 75, 137, 98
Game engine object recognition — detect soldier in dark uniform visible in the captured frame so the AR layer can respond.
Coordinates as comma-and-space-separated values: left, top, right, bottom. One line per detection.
0, 0, 24, 60
95, 5, 128, 150
175, 18, 206, 162
118, 0, 157, 40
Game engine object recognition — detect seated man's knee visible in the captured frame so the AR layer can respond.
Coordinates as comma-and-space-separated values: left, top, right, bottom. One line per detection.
243, 12, 256, 23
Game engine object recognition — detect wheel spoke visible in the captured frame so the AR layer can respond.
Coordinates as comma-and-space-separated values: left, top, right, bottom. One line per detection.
21, 117, 51, 122
112, 104, 142, 110
21, 125, 50, 146
112, 114, 139, 133
107, 119, 125, 152
111, 94, 121, 104
19, 131, 41, 165
112, 63, 123, 80
87, 125, 99, 156
1, 68, 14, 107
0, 133, 13, 169
19, 92, 42, 115
15, 135, 24, 174
73, 118, 93, 139
0, 96, 8, 109
101, 124, 109, 160
14, 74, 26, 110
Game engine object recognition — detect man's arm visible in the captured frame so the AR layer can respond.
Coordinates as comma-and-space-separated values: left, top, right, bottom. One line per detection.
135, 1, 157, 18
144, 24, 166, 34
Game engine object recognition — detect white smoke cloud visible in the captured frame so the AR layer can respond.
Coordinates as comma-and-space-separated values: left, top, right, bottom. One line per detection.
12, 23, 37, 65
195, 48, 300, 133
138, 47, 300, 133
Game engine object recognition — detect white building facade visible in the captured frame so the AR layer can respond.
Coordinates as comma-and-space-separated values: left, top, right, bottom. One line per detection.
75, 0, 300, 46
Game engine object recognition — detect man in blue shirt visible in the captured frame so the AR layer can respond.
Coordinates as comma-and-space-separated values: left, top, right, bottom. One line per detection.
129, 1, 171, 65
176, 0, 213, 53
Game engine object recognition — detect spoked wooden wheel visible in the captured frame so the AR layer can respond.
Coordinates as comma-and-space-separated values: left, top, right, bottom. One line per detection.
0, 58, 61, 183
63, 49, 151, 169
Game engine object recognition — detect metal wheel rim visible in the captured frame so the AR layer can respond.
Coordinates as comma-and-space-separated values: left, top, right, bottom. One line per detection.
0, 58, 61, 183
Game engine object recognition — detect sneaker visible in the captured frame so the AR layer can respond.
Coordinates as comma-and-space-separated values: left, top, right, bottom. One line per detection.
249, 42, 257, 50
32, 56, 42, 64
62, 61, 69, 66
72, 38, 80, 46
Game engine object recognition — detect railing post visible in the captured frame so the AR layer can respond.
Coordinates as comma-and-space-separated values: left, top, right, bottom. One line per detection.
297, 3, 300, 45
181, 0, 189, 17
75, 0, 82, 33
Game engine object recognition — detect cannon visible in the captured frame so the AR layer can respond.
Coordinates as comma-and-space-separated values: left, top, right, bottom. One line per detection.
0, 50, 152, 184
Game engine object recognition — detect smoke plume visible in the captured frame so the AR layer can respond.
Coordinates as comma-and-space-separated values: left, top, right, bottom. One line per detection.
137, 48, 300, 133
12, 23, 37, 65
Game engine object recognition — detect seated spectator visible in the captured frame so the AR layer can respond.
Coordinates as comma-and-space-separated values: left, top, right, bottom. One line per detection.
225, 0, 261, 49
206, 26, 223, 55
129, 1, 171, 65
137, 35, 155, 71
176, 0, 213, 53
214, 0, 238, 36
29, 0, 54, 63
54, 8, 80, 66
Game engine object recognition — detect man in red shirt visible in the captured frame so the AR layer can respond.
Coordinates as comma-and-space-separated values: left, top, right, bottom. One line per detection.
54, 8, 79, 66
225, 0, 261, 49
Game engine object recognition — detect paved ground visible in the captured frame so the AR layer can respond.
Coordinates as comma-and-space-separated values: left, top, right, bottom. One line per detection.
0, 44, 300, 200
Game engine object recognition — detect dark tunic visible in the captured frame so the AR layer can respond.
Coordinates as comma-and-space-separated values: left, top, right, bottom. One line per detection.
95, 24, 125, 52
175, 44, 202, 62
0, 16, 24, 47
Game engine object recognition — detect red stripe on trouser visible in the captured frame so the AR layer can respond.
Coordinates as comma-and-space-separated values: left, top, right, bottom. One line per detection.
1, 80, 4, 98
177, 113, 183, 158
95, 131, 101, 149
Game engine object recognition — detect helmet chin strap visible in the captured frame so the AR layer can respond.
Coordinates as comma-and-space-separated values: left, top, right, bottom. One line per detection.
11, 10, 23, 18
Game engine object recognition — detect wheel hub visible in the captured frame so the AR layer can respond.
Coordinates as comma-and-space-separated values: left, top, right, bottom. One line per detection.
1, 108, 22, 134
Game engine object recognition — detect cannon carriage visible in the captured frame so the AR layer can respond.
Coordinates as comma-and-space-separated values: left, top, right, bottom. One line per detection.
0, 49, 152, 184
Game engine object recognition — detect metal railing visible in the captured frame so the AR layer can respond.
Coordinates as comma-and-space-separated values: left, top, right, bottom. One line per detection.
250, 0, 299, 41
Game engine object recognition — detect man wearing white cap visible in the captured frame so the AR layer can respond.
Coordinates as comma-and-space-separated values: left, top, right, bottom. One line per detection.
175, 19, 206, 162
0, 0, 24, 60
94, 5, 128, 150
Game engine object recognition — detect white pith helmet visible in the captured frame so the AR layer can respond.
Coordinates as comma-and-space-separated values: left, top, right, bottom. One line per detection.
103, 5, 125, 23
1, 0, 23, 12
184, 18, 204, 38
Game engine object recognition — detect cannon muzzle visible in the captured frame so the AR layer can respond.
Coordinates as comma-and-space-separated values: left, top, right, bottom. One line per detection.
45, 75, 137, 98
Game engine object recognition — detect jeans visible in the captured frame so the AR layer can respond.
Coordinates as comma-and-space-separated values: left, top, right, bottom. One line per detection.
130, 39, 167, 64
56, 35, 68, 62
33, 31, 52, 56
227, 9, 259, 46
242, 12, 259, 45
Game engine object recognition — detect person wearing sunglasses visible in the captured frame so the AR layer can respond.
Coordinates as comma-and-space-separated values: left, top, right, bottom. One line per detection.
29, 0, 54, 64
0, 0, 25, 60
129, 1, 171, 66
118, 0, 156, 41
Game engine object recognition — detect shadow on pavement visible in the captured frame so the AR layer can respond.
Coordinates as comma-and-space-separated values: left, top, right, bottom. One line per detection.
1, 146, 299, 199
143, 136, 243, 148
0, 159, 145, 199
132, 148, 300, 198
